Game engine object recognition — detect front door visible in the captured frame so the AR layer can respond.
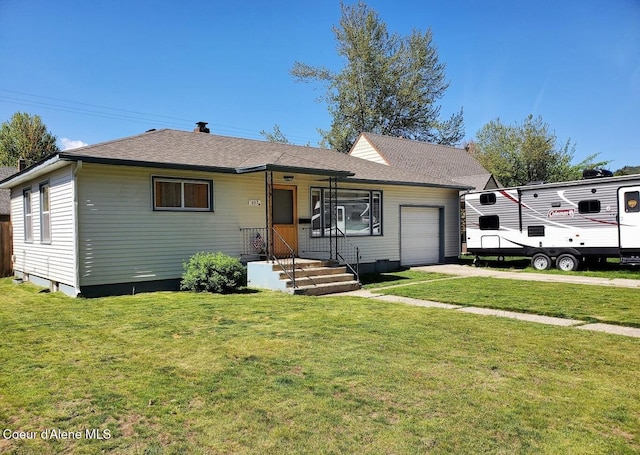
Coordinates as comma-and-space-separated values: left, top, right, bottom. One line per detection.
272, 184, 298, 257
619, 186, 640, 249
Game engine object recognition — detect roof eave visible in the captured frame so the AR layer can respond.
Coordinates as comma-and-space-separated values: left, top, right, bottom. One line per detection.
58, 153, 239, 175
0, 154, 68, 188
340, 176, 471, 190
235, 164, 354, 178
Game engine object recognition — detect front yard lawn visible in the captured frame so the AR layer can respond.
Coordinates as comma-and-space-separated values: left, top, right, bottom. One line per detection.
1, 278, 639, 454
376, 275, 640, 327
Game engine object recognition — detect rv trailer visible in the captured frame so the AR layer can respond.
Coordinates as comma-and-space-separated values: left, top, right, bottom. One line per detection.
464, 173, 640, 271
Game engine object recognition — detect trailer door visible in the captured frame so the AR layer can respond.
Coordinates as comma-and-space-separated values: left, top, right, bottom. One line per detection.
618, 187, 640, 249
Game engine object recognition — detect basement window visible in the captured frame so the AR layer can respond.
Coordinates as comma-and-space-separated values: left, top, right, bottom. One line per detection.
153, 177, 213, 211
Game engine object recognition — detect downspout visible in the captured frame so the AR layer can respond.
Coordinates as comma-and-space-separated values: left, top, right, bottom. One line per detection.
73, 160, 82, 295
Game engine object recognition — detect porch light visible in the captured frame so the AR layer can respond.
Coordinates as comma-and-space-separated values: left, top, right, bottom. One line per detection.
283, 175, 294, 182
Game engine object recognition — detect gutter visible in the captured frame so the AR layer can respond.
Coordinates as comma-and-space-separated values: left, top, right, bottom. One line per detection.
0, 154, 66, 188
235, 163, 354, 178
338, 177, 472, 191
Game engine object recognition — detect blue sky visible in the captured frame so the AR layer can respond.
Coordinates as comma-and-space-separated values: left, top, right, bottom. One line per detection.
0, 0, 638, 169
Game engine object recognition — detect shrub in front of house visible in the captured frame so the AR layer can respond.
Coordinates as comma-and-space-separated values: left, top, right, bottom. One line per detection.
181, 252, 247, 293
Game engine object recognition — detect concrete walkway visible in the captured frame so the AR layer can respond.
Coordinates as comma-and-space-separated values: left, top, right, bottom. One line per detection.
332, 266, 640, 339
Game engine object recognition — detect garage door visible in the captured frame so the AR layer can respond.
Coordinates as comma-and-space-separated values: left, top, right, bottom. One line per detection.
400, 207, 441, 266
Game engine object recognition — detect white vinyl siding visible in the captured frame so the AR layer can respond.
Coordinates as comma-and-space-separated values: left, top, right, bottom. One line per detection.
74, 164, 461, 288
11, 165, 77, 288
77, 164, 266, 287
297, 175, 460, 264
349, 136, 388, 164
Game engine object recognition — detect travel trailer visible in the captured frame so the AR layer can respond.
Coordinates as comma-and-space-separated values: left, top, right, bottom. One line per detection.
464, 172, 640, 270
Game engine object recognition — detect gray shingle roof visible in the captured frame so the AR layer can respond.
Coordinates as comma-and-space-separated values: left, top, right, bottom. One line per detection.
0, 167, 18, 215
356, 132, 495, 190
57, 129, 468, 189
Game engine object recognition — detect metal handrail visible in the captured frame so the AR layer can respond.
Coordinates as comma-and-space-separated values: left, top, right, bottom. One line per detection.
270, 227, 296, 288
334, 226, 360, 283
300, 226, 360, 283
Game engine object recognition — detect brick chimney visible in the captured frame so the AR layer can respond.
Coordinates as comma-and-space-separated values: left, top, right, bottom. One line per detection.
194, 122, 210, 133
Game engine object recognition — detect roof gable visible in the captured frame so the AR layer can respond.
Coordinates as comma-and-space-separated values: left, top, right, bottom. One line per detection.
353, 132, 494, 190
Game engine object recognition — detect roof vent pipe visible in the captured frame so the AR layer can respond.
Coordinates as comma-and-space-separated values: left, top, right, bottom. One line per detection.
18, 158, 27, 172
194, 122, 210, 133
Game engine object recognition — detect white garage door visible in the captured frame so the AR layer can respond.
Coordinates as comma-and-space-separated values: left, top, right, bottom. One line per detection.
401, 207, 440, 266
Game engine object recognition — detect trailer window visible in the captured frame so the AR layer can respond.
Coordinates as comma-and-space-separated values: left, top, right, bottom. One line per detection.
625, 192, 640, 213
528, 226, 545, 237
578, 200, 601, 214
480, 193, 496, 205
479, 215, 499, 230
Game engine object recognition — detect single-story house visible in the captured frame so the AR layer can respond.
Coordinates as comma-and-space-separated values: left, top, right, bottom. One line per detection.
0, 125, 471, 297
350, 132, 499, 191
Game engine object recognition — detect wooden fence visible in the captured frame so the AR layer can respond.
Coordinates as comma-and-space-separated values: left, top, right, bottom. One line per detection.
0, 221, 12, 277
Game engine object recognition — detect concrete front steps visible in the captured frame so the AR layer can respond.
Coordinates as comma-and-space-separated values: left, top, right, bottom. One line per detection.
247, 259, 360, 296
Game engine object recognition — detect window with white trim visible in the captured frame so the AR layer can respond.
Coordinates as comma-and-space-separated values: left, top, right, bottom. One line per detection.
23, 189, 33, 242
311, 187, 382, 236
40, 182, 51, 243
153, 177, 213, 211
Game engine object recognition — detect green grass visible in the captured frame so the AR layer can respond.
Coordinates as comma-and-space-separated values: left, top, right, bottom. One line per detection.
361, 269, 454, 289
1, 278, 640, 454
377, 275, 640, 327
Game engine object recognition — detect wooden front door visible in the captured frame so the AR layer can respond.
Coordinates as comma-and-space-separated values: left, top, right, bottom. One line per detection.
271, 184, 298, 257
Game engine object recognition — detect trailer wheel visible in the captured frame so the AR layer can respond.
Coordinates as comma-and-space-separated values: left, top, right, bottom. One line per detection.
556, 254, 579, 272
531, 253, 552, 270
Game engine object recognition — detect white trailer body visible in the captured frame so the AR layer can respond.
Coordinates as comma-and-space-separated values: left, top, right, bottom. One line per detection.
464, 174, 640, 270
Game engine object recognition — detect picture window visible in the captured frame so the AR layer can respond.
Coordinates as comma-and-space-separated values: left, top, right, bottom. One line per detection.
311, 187, 382, 237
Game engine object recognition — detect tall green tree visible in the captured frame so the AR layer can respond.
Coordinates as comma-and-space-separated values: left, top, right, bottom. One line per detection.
472, 115, 608, 187
291, 1, 463, 153
0, 112, 59, 167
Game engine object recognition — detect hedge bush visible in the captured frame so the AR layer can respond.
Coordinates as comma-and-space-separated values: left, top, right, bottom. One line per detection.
181, 252, 247, 293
